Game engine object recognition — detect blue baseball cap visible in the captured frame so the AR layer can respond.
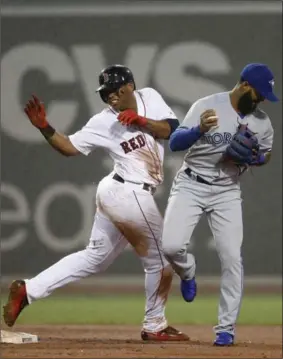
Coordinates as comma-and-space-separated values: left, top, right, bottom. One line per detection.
240, 63, 279, 102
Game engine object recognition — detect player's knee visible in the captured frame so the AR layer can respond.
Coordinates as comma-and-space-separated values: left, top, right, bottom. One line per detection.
162, 242, 183, 259
85, 247, 111, 272
220, 250, 242, 269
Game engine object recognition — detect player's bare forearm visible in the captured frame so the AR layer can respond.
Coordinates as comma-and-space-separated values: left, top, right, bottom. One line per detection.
40, 128, 80, 157
144, 119, 178, 139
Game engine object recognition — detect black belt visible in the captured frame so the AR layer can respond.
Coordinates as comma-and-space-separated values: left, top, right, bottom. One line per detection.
113, 173, 152, 192
184, 168, 212, 186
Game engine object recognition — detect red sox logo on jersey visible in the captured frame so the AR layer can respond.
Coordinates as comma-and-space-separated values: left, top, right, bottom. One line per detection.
120, 134, 146, 154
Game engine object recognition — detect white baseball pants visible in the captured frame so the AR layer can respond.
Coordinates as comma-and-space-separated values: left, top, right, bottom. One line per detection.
26, 174, 173, 332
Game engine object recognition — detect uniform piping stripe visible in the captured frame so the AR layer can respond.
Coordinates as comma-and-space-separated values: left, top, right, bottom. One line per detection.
235, 257, 244, 322
133, 190, 165, 312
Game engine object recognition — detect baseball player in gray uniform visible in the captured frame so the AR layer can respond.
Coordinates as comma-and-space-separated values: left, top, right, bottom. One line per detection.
161, 63, 279, 346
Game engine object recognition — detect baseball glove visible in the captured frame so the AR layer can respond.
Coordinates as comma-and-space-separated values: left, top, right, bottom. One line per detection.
224, 124, 259, 165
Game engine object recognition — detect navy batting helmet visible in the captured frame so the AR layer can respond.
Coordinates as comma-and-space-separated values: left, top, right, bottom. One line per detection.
96, 64, 136, 103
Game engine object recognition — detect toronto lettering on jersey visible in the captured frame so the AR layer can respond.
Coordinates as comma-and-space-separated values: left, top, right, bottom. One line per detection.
120, 134, 146, 154
200, 132, 233, 145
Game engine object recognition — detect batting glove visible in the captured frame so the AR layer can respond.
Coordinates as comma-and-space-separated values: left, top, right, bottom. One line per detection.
117, 109, 147, 126
24, 95, 49, 129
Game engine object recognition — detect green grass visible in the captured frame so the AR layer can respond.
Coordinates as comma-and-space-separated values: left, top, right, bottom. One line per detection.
3, 295, 282, 325
1, 294, 281, 326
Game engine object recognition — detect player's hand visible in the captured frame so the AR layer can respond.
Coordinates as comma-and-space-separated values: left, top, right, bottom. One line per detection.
117, 109, 147, 126
24, 95, 49, 129
199, 109, 218, 133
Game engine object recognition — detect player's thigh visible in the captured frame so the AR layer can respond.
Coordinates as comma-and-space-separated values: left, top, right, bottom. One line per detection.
162, 182, 203, 254
130, 189, 169, 270
120, 188, 166, 268
87, 210, 128, 269
98, 181, 163, 259
207, 191, 243, 263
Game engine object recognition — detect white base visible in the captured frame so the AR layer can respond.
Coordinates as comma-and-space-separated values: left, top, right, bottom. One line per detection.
1, 330, 39, 344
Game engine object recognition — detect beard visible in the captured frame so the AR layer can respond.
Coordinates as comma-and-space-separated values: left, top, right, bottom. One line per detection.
237, 91, 258, 116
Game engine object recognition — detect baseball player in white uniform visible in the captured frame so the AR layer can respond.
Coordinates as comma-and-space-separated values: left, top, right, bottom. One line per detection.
161, 63, 279, 346
3, 64, 189, 341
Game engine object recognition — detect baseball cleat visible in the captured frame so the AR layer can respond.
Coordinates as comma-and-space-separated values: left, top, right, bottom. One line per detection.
181, 277, 197, 302
141, 326, 190, 341
214, 332, 234, 346
3, 280, 29, 327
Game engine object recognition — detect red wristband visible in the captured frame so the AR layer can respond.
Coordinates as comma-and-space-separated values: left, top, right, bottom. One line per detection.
137, 116, 147, 126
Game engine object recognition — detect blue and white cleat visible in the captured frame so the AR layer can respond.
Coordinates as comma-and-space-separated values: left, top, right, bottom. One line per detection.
180, 277, 197, 302
214, 332, 234, 346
